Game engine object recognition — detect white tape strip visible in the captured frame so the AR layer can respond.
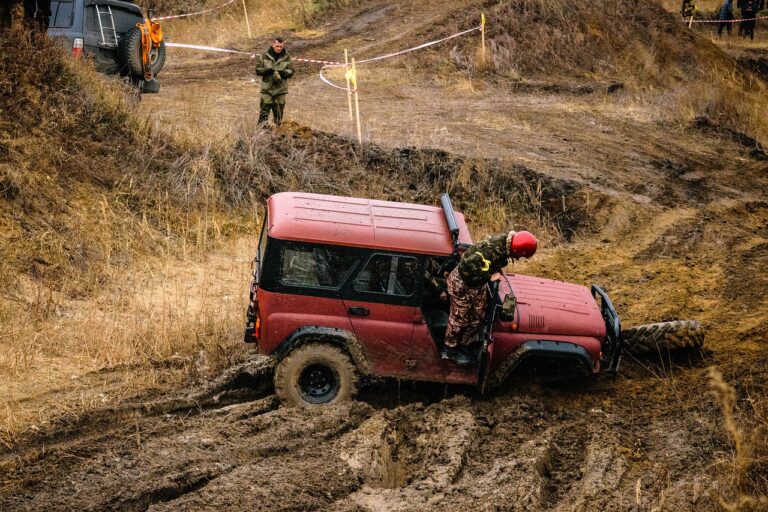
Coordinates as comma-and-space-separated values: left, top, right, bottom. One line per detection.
152, 0, 236, 21
355, 26, 481, 66
165, 42, 251, 54
295, 57, 343, 65
319, 66, 354, 92
318, 25, 482, 91
686, 15, 768, 23
165, 42, 341, 64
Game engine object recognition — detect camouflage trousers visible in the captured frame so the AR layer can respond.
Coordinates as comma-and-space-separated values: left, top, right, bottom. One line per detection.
445, 268, 489, 348
258, 93, 286, 126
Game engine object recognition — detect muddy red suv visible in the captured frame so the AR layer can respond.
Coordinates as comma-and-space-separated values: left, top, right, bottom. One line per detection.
244, 192, 622, 406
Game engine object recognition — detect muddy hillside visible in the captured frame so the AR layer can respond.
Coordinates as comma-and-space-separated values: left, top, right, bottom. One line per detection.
1, 0, 768, 511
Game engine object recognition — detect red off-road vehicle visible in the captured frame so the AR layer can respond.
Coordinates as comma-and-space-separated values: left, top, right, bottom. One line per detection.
244, 192, 623, 407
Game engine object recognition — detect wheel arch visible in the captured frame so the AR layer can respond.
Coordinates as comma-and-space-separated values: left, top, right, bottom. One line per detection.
273, 326, 373, 377
487, 340, 595, 388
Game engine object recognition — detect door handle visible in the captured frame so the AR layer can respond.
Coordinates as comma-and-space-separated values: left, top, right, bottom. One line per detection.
348, 306, 370, 316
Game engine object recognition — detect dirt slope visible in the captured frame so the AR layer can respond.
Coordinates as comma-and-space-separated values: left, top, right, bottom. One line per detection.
1, 1, 767, 511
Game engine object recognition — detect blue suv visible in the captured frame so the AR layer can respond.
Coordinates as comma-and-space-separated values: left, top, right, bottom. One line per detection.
47, 0, 165, 92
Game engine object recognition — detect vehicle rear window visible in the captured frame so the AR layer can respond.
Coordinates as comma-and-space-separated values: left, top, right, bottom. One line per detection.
49, 1, 74, 28
353, 255, 418, 296
279, 245, 358, 289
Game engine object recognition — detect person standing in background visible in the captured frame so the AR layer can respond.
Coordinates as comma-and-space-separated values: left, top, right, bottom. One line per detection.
718, 0, 734, 37
254, 37, 295, 127
738, 0, 765, 40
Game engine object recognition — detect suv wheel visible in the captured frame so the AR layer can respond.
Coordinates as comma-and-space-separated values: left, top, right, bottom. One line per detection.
275, 344, 359, 407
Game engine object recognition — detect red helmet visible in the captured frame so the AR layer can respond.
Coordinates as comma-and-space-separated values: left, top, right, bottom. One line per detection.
509, 231, 538, 259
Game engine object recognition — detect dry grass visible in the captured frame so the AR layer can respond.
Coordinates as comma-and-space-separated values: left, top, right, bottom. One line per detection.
709, 367, 768, 510
673, 69, 768, 148
0, 237, 255, 446
444, 0, 727, 84
157, 0, 359, 47
439, 0, 768, 148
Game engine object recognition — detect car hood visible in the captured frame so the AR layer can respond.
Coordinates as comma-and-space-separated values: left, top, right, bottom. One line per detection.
499, 274, 606, 338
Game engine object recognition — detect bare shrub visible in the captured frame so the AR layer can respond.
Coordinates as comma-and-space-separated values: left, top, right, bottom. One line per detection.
708, 367, 768, 510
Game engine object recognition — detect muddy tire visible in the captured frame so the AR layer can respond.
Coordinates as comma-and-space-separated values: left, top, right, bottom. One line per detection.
275, 344, 359, 407
622, 320, 704, 355
119, 27, 166, 77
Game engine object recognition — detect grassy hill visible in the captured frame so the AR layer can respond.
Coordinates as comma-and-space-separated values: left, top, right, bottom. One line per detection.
0, 3, 766, 507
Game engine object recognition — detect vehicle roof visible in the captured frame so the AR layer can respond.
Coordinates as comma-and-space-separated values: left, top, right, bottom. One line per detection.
84, 0, 142, 15
267, 192, 473, 255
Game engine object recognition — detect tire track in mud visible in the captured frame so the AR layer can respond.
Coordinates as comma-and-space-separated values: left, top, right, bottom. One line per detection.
1, 397, 376, 511
0, 367, 729, 511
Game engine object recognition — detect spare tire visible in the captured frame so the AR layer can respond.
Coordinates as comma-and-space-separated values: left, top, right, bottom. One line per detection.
119, 27, 166, 77
621, 320, 704, 355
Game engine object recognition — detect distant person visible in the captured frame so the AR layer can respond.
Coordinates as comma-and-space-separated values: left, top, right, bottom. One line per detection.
738, 0, 765, 40
681, 0, 695, 18
254, 37, 295, 127
718, 0, 734, 36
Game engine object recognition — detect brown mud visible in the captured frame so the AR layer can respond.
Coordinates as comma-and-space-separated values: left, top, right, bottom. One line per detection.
2, 1, 768, 510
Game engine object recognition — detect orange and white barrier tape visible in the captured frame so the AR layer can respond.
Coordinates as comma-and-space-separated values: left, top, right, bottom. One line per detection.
165, 42, 341, 64
294, 57, 343, 65
685, 14, 768, 23
152, 0, 236, 22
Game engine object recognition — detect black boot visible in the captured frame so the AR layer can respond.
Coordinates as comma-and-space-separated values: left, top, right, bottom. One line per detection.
441, 346, 474, 366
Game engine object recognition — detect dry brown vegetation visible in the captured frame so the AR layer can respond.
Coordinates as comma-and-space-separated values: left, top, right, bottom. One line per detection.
151, 0, 361, 47
1, 0, 767, 509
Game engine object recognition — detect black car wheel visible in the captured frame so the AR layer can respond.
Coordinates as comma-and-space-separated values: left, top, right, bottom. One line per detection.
298, 363, 340, 404
275, 344, 359, 407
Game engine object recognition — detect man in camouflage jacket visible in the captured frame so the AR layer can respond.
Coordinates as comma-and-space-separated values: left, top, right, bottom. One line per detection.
255, 37, 295, 126
444, 231, 537, 365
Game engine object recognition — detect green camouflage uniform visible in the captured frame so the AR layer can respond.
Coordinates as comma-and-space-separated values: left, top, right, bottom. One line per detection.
423, 259, 448, 301
255, 47, 295, 126
445, 232, 512, 348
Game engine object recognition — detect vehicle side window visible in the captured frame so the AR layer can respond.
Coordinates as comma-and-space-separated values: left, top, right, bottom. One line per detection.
354, 255, 418, 296
279, 245, 357, 290
49, 1, 74, 28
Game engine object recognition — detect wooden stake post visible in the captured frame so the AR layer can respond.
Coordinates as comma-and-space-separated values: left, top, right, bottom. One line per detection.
344, 49, 353, 121
481, 13, 486, 64
351, 58, 362, 145
242, 0, 252, 38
